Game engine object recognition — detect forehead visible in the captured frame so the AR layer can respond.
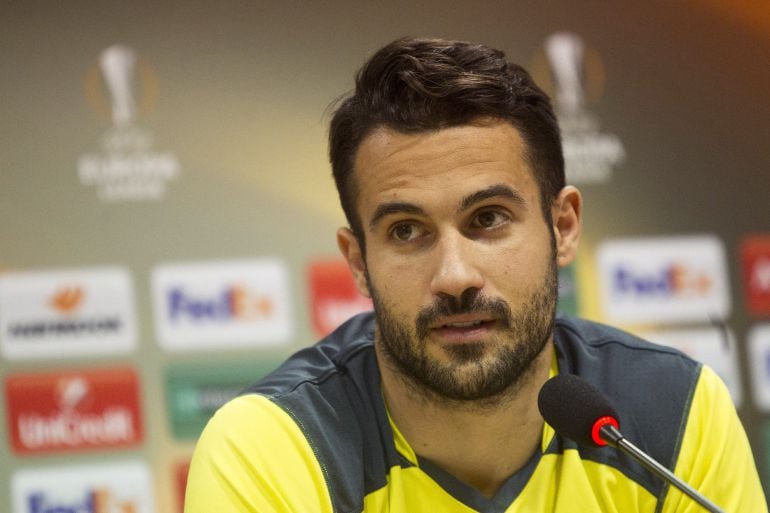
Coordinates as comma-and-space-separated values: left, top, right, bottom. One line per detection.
352, 121, 538, 217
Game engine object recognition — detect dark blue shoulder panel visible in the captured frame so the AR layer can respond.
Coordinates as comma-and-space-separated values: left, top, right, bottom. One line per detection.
241, 312, 402, 513
550, 316, 702, 500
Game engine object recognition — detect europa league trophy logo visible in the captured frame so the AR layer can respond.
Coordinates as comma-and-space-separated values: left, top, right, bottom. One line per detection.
99, 45, 138, 128
79, 44, 180, 202
532, 31, 625, 184
545, 32, 585, 115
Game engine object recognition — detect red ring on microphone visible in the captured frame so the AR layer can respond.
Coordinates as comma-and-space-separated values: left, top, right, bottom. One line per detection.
591, 416, 619, 446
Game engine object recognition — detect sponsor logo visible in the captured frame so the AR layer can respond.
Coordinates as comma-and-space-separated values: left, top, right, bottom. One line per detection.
763, 422, 770, 485
0, 268, 137, 360
597, 235, 730, 324
166, 360, 280, 439
78, 45, 180, 202
740, 235, 770, 317
5, 367, 142, 454
612, 263, 712, 297
532, 32, 625, 184
557, 264, 579, 316
175, 461, 190, 513
748, 324, 770, 412
25, 489, 136, 513
308, 258, 372, 337
640, 327, 741, 406
152, 259, 293, 351
11, 460, 154, 513
167, 284, 274, 322
50, 286, 86, 314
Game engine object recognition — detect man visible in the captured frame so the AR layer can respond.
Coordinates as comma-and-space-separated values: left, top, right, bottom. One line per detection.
185, 37, 766, 512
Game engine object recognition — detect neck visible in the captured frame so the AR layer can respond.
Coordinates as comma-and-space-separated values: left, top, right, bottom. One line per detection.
377, 340, 553, 498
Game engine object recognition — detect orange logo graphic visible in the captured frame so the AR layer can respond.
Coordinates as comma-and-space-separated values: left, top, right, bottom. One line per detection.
49, 286, 85, 314
93, 488, 137, 513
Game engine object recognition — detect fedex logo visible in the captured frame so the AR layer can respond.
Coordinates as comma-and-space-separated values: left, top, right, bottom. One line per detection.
152, 259, 292, 351
27, 489, 136, 513
12, 461, 155, 513
597, 236, 730, 324
167, 285, 273, 322
612, 263, 712, 297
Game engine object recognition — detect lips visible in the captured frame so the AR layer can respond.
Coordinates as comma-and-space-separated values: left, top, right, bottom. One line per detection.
432, 315, 495, 330
430, 315, 497, 343
442, 320, 486, 328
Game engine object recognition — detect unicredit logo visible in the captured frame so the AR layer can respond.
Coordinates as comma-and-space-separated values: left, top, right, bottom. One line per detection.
750, 257, 770, 294
167, 284, 274, 323
6, 368, 143, 454
740, 235, 770, 317
308, 258, 372, 337
18, 377, 134, 450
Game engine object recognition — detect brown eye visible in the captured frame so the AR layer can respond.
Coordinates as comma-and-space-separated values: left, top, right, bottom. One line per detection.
473, 210, 508, 229
391, 223, 415, 241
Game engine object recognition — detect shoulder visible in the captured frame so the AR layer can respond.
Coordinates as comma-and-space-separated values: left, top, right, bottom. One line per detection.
214, 312, 397, 513
554, 316, 702, 421
186, 394, 335, 512
554, 316, 701, 389
552, 316, 704, 497
246, 311, 377, 398
667, 366, 767, 510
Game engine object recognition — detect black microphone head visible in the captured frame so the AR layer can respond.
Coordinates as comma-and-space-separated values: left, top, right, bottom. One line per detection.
538, 374, 620, 447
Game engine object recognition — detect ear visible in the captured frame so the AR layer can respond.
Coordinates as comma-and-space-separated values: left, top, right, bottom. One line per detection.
337, 227, 371, 298
551, 186, 582, 268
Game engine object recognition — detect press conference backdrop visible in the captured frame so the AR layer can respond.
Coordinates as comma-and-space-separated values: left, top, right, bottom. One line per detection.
1, 1, 769, 511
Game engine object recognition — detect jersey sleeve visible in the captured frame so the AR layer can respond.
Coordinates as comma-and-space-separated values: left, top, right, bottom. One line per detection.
184, 394, 335, 513
662, 365, 767, 513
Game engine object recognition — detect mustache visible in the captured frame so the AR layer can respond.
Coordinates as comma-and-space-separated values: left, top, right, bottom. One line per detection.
415, 290, 512, 339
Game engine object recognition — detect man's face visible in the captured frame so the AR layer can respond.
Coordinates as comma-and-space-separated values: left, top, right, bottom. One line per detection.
342, 120, 567, 403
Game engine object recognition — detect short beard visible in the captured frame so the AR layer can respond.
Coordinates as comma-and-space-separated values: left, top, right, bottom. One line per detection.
371, 252, 558, 407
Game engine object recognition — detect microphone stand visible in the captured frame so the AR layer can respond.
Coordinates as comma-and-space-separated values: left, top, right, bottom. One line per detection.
600, 425, 725, 513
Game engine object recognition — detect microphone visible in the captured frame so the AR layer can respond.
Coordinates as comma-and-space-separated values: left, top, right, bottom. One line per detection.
538, 374, 725, 513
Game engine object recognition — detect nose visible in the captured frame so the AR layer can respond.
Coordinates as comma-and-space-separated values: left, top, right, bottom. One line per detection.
429, 233, 485, 300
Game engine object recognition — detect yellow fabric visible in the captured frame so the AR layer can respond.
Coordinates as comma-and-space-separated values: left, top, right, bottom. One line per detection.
661, 365, 766, 513
512, 452, 658, 512
184, 394, 334, 513
185, 366, 767, 513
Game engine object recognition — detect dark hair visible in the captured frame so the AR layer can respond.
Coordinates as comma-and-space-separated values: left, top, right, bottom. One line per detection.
329, 36, 564, 240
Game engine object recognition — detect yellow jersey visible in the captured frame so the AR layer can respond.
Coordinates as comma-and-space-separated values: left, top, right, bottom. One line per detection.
185, 314, 766, 512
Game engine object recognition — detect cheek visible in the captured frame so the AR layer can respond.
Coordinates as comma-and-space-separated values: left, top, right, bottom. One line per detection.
367, 258, 429, 307
490, 242, 552, 294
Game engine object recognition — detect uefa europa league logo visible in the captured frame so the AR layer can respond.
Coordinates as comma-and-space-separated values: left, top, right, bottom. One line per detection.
530, 32, 625, 184
99, 45, 138, 128
79, 44, 180, 202
545, 32, 586, 114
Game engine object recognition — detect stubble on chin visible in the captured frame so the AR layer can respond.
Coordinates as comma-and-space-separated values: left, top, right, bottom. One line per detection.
369, 253, 558, 409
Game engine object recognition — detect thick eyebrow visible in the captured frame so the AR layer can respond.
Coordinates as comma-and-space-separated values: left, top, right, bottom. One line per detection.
368, 183, 528, 230
369, 202, 426, 229
458, 183, 528, 213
